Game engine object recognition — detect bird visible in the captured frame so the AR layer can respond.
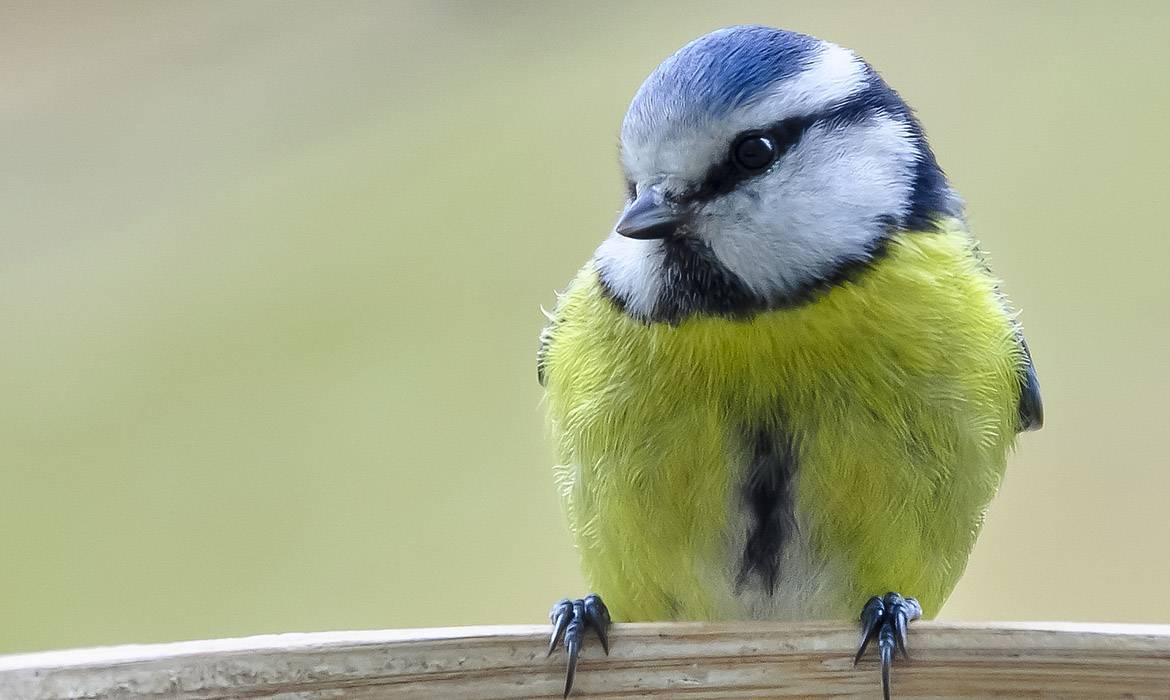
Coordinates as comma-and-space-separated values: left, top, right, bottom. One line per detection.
538, 24, 1042, 699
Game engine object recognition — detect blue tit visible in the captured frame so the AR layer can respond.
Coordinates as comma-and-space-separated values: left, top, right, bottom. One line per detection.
539, 25, 1042, 698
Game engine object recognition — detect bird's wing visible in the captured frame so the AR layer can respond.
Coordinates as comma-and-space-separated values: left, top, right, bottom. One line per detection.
1016, 334, 1044, 432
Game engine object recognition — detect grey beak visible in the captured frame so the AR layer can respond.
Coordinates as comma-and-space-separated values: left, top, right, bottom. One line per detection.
615, 186, 685, 239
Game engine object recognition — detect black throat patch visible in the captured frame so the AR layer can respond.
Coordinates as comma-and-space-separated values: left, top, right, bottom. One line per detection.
736, 426, 799, 595
653, 235, 762, 323
598, 231, 891, 324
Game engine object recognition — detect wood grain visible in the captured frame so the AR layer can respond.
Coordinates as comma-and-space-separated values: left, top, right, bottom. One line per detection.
1, 622, 1168, 698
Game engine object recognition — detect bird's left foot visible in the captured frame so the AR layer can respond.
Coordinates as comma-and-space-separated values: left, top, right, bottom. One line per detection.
547, 594, 611, 697
854, 591, 922, 700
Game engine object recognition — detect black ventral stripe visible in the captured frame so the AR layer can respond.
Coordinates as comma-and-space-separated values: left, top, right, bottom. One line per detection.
736, 425, 799, 596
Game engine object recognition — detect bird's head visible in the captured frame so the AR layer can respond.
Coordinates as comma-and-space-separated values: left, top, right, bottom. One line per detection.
595, 25, 962, 322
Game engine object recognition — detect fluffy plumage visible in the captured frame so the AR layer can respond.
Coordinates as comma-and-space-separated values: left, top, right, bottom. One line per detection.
545, 223, 1027, 620
540, 25, 1040, 629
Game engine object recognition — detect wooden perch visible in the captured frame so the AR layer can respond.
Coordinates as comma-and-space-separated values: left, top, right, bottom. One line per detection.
1, 621, 1168, 698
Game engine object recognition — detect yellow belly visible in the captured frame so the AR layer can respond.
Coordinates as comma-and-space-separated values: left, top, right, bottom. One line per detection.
542, 223, 1024, 621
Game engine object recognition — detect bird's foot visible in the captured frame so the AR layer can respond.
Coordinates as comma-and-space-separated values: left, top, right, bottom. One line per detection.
547, 594, 611, 697
853, 591, 922, 700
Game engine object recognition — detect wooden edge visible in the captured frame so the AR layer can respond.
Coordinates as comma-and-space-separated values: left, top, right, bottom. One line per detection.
1, 622, 1168, 698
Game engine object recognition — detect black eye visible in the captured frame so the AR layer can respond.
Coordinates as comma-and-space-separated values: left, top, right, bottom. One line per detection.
731, 134, 777, 172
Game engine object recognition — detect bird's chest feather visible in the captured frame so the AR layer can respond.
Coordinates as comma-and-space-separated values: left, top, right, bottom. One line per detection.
543, 230, 1023, 621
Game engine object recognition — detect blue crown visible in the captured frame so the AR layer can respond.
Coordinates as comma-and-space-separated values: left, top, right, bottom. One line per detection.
626, 25, 821, 124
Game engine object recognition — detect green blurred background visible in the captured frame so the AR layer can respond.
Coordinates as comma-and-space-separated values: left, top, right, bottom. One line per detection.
2, 1, 1169, 654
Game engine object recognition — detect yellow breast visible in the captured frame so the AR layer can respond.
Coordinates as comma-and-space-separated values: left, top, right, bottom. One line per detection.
542, 222, 1025, 621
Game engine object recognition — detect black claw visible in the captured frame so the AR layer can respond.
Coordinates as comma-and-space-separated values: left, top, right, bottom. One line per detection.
583, 594, 611, 655
547, 599, 572, 656
899, 597, 922, 658
564, 608, 582, 698
878, 617, 895, 700
854, 595, 885, 665
855, 592, 922, 700
546, 594, 612, 697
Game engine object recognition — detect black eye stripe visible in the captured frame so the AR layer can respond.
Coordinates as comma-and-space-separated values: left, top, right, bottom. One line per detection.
687, 114, 819, 202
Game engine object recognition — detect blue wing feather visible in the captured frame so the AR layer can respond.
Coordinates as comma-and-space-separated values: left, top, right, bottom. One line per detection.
1017, 337, 1044, 432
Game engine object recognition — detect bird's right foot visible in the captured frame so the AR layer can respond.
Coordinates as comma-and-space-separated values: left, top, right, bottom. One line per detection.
853, 591, 923, 700
546, 594, 611, 697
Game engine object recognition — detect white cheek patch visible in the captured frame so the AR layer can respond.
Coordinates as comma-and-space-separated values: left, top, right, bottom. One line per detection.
594, 233, 665, 319
701, 114, 918, 300
600, 115, 918, 317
